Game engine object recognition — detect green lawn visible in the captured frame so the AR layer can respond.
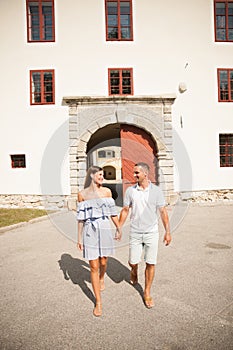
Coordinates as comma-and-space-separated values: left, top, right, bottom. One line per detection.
0, 208, 48, 228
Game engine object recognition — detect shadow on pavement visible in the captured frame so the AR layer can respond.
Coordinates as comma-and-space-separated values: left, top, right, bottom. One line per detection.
107, 257, 144, 301
58, 253, 95, 303
58, 254, 144, 304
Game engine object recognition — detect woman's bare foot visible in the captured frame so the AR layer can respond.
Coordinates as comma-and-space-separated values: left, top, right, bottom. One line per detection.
100, 279, 105, 291
93, 302, 102, 317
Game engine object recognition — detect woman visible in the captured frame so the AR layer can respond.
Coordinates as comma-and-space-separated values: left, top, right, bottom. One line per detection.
77, 166, 121, 317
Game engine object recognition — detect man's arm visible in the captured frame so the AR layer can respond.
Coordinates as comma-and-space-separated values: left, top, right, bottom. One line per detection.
159, 206, 171, 246
119, 206, 130, 227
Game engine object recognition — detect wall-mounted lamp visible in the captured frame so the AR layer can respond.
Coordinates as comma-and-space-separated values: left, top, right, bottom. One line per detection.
178, 82, 187, 93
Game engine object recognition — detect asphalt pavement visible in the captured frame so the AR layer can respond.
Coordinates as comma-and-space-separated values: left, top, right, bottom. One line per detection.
0, 202, 233, 350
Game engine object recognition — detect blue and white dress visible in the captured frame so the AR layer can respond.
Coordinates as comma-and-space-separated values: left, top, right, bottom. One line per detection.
77, 197, 117, 260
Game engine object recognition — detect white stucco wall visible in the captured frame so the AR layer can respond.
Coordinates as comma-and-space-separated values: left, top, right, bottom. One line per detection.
0, 0, 232, 196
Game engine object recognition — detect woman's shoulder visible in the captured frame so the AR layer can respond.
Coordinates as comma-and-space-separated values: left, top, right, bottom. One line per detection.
102, 186, 112, 197
77, 190, 86, 202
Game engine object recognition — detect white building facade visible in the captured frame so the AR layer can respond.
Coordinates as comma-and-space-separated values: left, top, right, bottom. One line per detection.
0, 0, 232, 209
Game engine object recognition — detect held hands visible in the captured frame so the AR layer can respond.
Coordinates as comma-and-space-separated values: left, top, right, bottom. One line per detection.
114, 227, 122, 241
163, 232, 172, 246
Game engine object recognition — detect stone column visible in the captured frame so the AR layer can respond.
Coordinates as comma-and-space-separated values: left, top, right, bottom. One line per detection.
68, 105, 79, 210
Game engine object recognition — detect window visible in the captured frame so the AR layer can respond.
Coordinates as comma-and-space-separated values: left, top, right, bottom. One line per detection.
30, 70, 55, 105
219, 134, 233, 166
103, 166, 116, 180
214, 1, 233, 42
98, 150, 116, 158
108, 68, 133, 95
105, 0, 133, 41
11, 155, 26, 168
26, 0, 55, 42
218, 69, 233, 102
106, 150, 115, 157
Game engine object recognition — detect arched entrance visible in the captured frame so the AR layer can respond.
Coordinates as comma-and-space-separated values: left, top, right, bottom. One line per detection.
86, 123, 158, 205
64, 95, 176, 208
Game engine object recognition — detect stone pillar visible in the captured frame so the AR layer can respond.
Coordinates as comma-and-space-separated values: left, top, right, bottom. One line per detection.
68, 105, 79, 210
158, 100, 177, 204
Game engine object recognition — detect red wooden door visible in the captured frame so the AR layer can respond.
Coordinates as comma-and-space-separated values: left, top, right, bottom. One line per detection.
120, 124, 157, 194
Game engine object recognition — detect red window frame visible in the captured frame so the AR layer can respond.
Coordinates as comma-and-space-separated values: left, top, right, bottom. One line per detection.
26, 0, 55, 42
105, 0, 133, 41
108, 68, 133, 95
11, 155, 26, 168
219, 134, 233, 167
30, 69, 55, 105
214, 0, 233, 42
217, 68, 233, 102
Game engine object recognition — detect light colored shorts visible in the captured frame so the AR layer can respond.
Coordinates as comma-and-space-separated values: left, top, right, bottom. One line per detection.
129, 231, 159, 265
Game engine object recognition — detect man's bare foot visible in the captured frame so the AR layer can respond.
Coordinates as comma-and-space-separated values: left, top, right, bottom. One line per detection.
144, 295, 154, 308
130, 269, 138, 285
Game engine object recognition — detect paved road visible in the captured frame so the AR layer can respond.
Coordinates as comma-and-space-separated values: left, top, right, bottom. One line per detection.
0, 203, 233, 350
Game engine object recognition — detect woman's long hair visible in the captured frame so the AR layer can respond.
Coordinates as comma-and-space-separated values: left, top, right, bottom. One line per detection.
84, 166, 103, 188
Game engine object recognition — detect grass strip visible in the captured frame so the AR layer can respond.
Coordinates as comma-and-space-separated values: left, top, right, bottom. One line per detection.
0, 208, 48, 228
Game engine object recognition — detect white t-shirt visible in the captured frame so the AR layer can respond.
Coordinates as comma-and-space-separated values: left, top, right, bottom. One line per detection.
124, 182, 165, 233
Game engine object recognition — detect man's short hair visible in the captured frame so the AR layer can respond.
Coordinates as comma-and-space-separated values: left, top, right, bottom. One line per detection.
135, 162, 150, 173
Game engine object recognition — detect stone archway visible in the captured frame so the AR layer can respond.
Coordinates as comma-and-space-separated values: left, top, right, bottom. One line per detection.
62, 95, 176, 207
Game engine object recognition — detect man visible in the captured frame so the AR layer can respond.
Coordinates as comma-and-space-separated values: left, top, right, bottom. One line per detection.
119, 162, 171, 308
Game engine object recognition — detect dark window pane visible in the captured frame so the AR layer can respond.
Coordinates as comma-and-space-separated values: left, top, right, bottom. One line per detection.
228, 3, 233, 15
45, 94, 53, 102
122, 86, 131, 94
216, 2, 226, 15
220, 89, 229, 100
122, 70, 131, 77
219, 69, 229, 100
220, 156, 226, 166
228, 16, 233, 28
120, 14, 130, 26
121, 27, 130, 38
229, 29, 233, 40
111, 78, 120, 85
98, 150, 106, 158
123, 78, 131, 85
110, 70, 120, 77
107, 2, 118, 14
31, 29, 40, 40
220, 134, 226, 144
44, 72, 53, 102
111, 87, 120, 94
32, 72, 41, 83
108, 27, 118, 38
120, 2, 130, 14
108, 14, 118, 25
229, 135, 233, 143
11, 155, 26, 168
217, 15, 226, 28
220, 70, 228, 80
217, 29, 226, 40
42, 3, 53, 40
220, 146, 226, 154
